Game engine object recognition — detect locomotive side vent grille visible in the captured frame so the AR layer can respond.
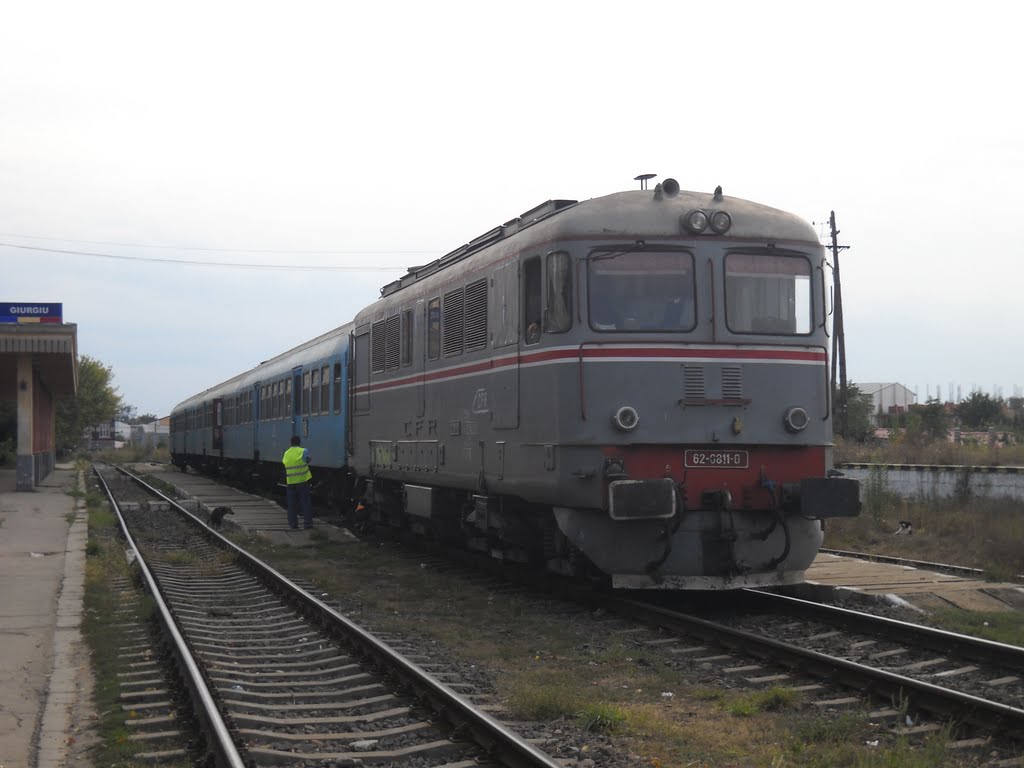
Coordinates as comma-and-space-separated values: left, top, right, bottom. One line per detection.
371, 319, 386, 373
683, 365, 705, 400
384, 314, 401, 370
722, 365, 743, 400
464, 278, 488, 351
442, 288, 465, 357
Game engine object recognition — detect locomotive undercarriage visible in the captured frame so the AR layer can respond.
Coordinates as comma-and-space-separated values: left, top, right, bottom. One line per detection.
552, 502, 822, 590
361, 476, 606, 581
172, 449, 852, 590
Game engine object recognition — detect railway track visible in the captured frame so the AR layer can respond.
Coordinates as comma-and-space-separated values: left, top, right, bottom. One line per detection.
93, 464, 564, 768
615, 589, 1024, 740
382, 516, 1024, 751
115, 463, 1024, 764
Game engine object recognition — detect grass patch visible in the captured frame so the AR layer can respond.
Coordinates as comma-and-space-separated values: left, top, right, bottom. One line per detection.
81, 493, 194, 768
82, 532, 159, 765
162, 551, 198, 565
141, 473, 177, 497
578, 702, 628, 733
725, 686, 802, 717
506, 670, 583, 719
823, 494, 1024, 584
927, 608, 1024, 646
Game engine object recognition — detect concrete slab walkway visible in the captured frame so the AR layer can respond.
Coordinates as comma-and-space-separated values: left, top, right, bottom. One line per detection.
0, 466, 92, 768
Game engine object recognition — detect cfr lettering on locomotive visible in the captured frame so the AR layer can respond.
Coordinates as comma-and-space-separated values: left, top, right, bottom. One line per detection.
471, 388, 489, 414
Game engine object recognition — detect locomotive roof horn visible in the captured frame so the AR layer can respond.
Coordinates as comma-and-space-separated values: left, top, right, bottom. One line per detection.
634, 173, 657, 190
662, 178, 680, 197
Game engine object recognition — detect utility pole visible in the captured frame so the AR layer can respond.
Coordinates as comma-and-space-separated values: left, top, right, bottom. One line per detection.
829, 211, 849, 437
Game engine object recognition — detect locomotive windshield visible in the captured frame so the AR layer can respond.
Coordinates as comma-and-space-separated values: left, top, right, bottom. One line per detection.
587, 250, 695, 332
725, 253, 812, 335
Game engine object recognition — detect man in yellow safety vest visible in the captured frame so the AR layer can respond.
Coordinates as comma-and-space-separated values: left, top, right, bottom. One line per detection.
282, 435, 313, 529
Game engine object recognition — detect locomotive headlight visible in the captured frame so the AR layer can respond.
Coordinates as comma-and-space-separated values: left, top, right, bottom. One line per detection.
613, 406, 640, 432
783, 406, 810, 433
709, 210, 732, 234
682, 210, 709, 234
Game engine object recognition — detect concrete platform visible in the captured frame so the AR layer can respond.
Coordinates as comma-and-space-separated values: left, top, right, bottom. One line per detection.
798, 552, 1024, 613
127, 462, 356, 546
0, 466, 92, 768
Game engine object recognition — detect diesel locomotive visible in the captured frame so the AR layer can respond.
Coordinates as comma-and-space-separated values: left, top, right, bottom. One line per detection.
171, 178, 860, 589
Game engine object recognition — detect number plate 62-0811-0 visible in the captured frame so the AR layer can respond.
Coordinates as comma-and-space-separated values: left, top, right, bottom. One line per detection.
684, 449, 749, 468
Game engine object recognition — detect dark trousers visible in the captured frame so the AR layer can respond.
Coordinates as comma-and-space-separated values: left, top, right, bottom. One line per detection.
286, 482, 313, 529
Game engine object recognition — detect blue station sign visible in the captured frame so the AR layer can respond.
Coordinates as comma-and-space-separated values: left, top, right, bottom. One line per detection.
0, 302, 64, 323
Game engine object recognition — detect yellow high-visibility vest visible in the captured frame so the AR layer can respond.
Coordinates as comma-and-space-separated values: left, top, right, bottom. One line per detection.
282, 446, 312, 484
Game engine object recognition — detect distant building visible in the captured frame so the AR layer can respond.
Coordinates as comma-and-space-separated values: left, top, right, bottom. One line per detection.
858, 383, 917, 427
84, 419, 167, 450
83, 419, 119, 450
130, 417, 170, 450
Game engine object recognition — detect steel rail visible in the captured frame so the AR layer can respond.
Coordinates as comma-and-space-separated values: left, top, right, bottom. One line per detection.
742, 589, 1024, 670
607, 593, 1024, 740
93, 466, 247, 768
115, 465, 564, 768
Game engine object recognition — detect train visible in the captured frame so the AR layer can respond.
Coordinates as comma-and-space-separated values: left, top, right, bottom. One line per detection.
171, 177, 860, 589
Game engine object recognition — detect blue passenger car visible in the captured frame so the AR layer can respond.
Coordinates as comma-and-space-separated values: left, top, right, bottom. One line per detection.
170, 324, 352, 501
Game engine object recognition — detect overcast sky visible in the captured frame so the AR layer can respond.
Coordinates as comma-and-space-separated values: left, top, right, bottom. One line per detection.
2, 1, 1021, 417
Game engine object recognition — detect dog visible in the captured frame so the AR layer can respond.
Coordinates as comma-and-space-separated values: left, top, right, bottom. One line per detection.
209, 506, 235, 529
894, 520, 914, 536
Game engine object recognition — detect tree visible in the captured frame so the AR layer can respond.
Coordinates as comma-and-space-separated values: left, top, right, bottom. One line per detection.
835, 382, 874, 442
56, 355, 122, 454
117, 404, 159, 424
956, 391, 1003, 429
907, 397, 950, 442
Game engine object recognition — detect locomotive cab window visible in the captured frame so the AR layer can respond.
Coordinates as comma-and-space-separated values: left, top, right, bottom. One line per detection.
427, 297, 441, 360
725, 253, 812, 335
544, 250, 572, 333
400, 309, 413, 366
523, 255, 542, 344
588, 249, 696, 332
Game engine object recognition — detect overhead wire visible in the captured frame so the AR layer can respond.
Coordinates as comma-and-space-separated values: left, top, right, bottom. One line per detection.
0, 241, 422, 271
0, 231, 440, 256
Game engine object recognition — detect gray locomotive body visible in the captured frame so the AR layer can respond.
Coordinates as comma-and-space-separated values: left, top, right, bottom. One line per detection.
349, 183, 859, 589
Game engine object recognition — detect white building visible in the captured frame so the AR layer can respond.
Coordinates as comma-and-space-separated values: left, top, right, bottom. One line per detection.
130, 417, 170, 449
858, 382, 917, 426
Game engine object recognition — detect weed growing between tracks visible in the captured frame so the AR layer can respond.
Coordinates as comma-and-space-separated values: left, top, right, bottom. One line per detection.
239, 532, 1006, 767
81, 494, 192, 768
928, 608, 1024, 646
823, 492, 1024, 643
825, 492, 1024, 581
